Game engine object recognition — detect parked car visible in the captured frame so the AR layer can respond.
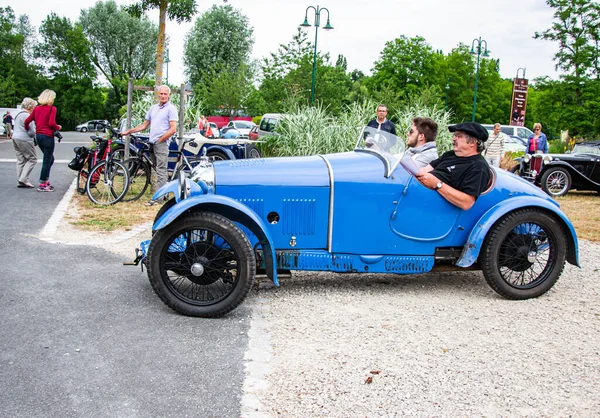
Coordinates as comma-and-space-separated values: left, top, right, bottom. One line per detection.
220, 120, 256, 138
76, 120, 108, 132
481, 124, 532, 146
129, 126, 579, 318
513, 140, 600, 197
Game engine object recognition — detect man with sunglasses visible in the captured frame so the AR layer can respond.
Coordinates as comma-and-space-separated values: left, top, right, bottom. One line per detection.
367, 104, 396, 135
405, 117, 439, 168
415, 122, 491, 211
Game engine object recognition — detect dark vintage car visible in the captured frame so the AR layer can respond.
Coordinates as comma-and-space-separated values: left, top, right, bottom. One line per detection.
128, 126, 580, 318
513, 141, 600, 197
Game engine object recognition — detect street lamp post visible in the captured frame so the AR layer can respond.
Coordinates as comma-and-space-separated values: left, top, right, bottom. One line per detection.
469, 37, 490, 122
164, 49, 170, 85
300, 5, 333, 103
445, 77, 450, 110
516, 67, 526, 79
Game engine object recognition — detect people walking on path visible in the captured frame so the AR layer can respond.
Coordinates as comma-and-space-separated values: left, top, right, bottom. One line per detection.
24, 89, 62, 192
12, 98, 38, 188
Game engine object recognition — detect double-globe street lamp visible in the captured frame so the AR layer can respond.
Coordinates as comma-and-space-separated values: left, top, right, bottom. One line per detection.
469, 37, 490, 122
300, 5, 333, 103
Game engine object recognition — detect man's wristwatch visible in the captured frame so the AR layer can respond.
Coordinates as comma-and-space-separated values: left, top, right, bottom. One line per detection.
434, 181, 444, 190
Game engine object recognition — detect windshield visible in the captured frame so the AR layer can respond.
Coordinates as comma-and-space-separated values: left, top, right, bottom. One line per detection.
354, 126, 406, 177
573, 143, 600, 155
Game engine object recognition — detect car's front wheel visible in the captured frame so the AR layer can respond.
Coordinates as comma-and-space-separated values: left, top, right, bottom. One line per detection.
81, 127, 87, 132
147, 212, 256, 317
541, 167, 572, 197
480, 209, 567, 300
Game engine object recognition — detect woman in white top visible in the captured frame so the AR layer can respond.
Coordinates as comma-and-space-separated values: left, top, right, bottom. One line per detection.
12, 97, 38, 188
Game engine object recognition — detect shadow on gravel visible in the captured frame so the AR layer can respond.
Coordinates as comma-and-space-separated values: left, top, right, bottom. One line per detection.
253, 270, 493, 299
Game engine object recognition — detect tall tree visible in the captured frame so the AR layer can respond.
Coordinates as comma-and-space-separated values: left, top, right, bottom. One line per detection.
184, 4, 254, 87
126, 0, 198, 87
200, 63, 253, 116
36, 13, 104, 128
80, 0, 158, 116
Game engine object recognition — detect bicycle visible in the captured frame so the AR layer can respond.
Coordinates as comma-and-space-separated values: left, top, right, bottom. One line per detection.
71, 134, 130, 205
112, 135, 204, 202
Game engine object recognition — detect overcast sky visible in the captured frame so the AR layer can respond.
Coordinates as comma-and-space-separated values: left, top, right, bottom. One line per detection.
5, 0, 560, 85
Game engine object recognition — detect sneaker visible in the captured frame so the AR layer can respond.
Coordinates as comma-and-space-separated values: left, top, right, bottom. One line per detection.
37, 183, 55, 192
45, 182, 55, 191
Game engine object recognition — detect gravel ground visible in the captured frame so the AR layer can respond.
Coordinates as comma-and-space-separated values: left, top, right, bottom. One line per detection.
244, 241, 600, 417
50, 206, 600, 417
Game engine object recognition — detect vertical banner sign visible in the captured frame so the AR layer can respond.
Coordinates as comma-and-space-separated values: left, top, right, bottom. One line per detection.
510, 78, 529, 126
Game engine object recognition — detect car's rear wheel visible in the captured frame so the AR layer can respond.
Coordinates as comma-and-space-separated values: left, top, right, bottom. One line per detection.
147, 212, 256, 317
480, 209, 567, 300
246, 144, 262, 158
541, 167, 571, 197
81, 127, 87, 132
207, 150, 228, 161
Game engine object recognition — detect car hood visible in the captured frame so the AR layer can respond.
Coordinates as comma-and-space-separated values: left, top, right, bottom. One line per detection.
214, 154, 331, 187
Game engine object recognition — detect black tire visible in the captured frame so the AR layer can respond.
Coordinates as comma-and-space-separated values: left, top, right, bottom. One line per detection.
246, 143, 262, 159
86, 160, 130, 205
147, 212, 256, 317
81, 127, 87, 132
480, 209, 567, 300
207, 150, 229, 161
111, 144, 125, 160
541, 167, 572, 197
121, 157, 151, 202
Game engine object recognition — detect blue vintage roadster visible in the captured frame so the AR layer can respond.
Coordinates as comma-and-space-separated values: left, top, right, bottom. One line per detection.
133, 126, 579, 317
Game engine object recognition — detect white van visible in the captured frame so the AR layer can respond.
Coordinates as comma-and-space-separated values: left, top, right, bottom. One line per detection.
481, 124, 533, 145
257, 113, 282, 138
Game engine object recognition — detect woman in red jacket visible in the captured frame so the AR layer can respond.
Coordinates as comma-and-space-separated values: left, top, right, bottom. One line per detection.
25, 90, 61, 192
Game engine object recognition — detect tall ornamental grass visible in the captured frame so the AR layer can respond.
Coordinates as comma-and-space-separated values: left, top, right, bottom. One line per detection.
262, 98, 454, 157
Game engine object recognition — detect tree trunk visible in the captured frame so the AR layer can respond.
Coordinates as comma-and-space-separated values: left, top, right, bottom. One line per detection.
154, 0, 167, 97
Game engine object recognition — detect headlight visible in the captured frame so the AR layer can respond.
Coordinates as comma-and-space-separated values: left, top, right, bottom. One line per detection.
543, 155, 553, 164
190, 160, 215, 194
523, 154, 531, 163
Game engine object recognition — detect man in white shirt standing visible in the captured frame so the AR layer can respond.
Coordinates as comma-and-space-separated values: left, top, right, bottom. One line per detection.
483, 123, 507, 168
122, 85, 178, 206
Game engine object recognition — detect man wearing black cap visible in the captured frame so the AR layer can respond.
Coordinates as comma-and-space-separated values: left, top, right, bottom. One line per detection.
415, 122, 491, 210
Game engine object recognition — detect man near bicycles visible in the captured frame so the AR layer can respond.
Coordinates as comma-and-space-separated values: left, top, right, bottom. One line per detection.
121, 84, 178, 206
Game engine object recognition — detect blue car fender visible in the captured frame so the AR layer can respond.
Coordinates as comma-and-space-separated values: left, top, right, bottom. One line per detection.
153, 194, 279, 285
152, 179, 179, 202
457, 196, 579, 268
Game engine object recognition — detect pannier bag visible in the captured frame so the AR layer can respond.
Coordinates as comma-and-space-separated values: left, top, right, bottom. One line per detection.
68, 146, 91, 171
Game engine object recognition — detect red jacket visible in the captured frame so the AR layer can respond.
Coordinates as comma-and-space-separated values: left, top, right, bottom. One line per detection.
25, 105, 60, 137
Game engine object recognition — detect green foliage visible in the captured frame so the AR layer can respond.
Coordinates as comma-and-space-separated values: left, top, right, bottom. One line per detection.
80, 0, 158, 114
184, 4, 254, 87
258, 28, 352, 115
196, 63, 253, 116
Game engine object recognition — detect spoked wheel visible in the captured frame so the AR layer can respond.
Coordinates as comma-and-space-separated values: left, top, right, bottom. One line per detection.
86, 160, 130, 205
480, 209, 567, 299
147, 212, 256, 317
541, 167, 572, 197
121, 158, 151, 202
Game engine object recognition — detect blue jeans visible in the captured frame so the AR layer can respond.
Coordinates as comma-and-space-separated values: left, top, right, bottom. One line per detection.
36, 134, 55, 183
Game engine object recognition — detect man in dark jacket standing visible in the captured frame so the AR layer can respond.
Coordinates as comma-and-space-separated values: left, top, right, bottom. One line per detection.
367, 104, 396, 135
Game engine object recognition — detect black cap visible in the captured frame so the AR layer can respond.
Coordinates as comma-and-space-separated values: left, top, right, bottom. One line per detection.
448, 122, 489, 142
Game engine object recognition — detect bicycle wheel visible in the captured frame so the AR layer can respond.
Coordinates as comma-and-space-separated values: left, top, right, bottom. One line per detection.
121, 157, 151, 202
86, 160, 130, 205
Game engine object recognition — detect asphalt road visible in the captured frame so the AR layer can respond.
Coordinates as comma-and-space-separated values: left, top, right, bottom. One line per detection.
0, 132, 251, 417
